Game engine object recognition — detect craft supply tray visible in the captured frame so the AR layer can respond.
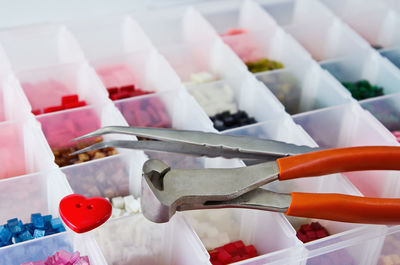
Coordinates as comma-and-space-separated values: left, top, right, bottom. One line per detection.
1, 0, 400, 264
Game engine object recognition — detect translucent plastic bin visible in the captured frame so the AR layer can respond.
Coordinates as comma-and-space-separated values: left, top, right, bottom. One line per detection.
66, 16, 153, 61
197, 0, 312, 71
114, 89, 213, 170
184, 208, 302, 265
0, 119, 54, 180
91, 49, 183, 95
0, 170, 105, 265
17, 62, 109, 115
61, 152, 146, 201
0, 170, 69, 225
0, 24, 85, 72
93, 214, 209, 265
380, 47, 400, 69
360, 93, 400, 132
377, 226, 400, 264
320, 51, 400, 99
131, 6, 218, 48
255, 64, 353, 115
186, 75, 284, 127
158, 38, 248, 84
0, 74, 31, 122
0, 233, 107, 265
0, 43, 12, 75
224, 112, 385, 264
293, 103, 400, 198
319, 0, 398, 48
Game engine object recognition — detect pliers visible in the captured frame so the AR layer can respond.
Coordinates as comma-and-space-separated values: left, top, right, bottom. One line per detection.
72, 126, 400, 225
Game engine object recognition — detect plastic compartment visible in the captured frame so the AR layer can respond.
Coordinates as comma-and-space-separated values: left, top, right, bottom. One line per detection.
225, 112, 385, 265
114, 89, 213, 170
0, 232, 107, 265
16, 62, 109, 115
255, 63, 353, 115
131, 6, 218, 48
38, 103, 146, 197
0, 170, 106, 265
293, 103, 400, 198
197, 0, 352, 115
0, 44, 12, 75
378, 225, 400, 264
91, 49, 183, 95
66, 16, 153, 61
186, 74, 284, 128
319, 0, 398, 49
380, 47, 400, 69
320, 51, 400, 99
0, 74, 31, 122
197, 0, 312, 72
256, 0, 370, 60
187, 115, 310, 264
158, 38, 248, 84
184, 208, 302, 265
360, 92, 400, 132
0, 24, 85, 72
0, 119, 54, 180
93, 214, 210, 265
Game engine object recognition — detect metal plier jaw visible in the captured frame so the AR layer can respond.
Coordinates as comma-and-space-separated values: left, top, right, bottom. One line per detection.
141, 159, 290, 223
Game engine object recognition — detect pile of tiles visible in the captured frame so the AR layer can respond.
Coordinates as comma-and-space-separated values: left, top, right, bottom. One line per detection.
208, 240, 258, 264
296, 222, 330, 243
32, 94, 86, 115
21, 250, 90, 265
108, 195, 141, 219
0, 213, 65, 247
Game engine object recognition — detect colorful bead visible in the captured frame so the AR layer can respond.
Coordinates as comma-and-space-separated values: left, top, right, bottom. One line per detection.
245, 58, 284, 73
184, 71, 219, 86
0, 214, 65, 248
210, 110, 257, 131
51, 137, 118, 167
209, 240, 258, 264
296, 222, 330, 243
342, 80, 384, 100
109, 195, 141, 219
21, 249, 90, 265
220, 28, 248, 37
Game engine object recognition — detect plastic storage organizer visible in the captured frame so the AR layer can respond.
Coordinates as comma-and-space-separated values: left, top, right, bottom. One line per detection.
1, 0, 400, 264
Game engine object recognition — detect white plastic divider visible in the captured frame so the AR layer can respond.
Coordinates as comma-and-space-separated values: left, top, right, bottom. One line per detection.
0, 74, 31, 122
0, 24, 86, 72
131, 6, 219, 48
158, 37, 249, 84
259, 0, 400, 102
66, 15, 188, 94
318, 0, 400, 73
36, 102, 147, 197
0, 118, 55, 180
66, 16, 154, 61
92, 213, 210, 265
0, 43, 12, 75
192, 0, 353, 115
0, 166, 108, 265
15, 61, 110, 114
0, 228, 108, 265
219, 112, 386, 264
319, 0, 400, 49
293, 103, 400, 198
90, 49, 184, 94
186, 73, 285, 127
320, 51, 400, 97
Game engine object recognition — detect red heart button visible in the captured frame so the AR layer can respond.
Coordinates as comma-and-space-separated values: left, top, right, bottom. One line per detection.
59, 194, 112, 233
